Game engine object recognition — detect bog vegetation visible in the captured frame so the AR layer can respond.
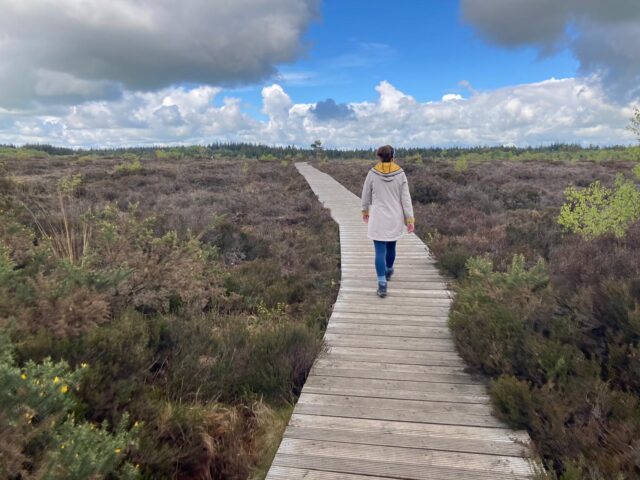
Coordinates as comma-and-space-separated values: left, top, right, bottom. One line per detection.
317, 147, 640, 480
0, 150, 339, 479
2, 140, 640, 479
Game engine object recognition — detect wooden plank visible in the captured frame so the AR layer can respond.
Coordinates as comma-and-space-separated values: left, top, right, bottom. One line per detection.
294, 402, 508, 429
272, 454, 531, 480
324, 333, 457, 352
311, 358, 480, 380
330, 311, 449, 323
267, 466, 390, 480
333, 303, 450, 315
302, 386, 489, 406
337, 293, 452, 306
303, 377, 490, 404
341, 277, 448, 284
341, 276, 447, 284
340, 285, 450, 295
336, 294, 452, 305
338, 282, 446, 290
305, 375, 488, 396
323, 346, 466, 367
288, 413, 530, 444
326, 322, 452, 338
275, 439, 533, 475
298, 393, 495, 416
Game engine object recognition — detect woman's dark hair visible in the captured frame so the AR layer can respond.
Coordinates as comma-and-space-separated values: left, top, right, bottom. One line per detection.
376, 145, 394, 162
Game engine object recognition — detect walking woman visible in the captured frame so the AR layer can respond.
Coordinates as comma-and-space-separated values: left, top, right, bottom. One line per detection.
361, 145, 415, 298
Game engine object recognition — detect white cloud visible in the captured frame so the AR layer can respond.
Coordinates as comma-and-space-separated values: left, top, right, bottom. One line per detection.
0, 79, 636, 148
0, 0, 319, 108
0, 86, 258, 147
442, 94, 463, 102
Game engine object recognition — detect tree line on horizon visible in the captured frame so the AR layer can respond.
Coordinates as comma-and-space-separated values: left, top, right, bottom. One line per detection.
0, 141, 638, 160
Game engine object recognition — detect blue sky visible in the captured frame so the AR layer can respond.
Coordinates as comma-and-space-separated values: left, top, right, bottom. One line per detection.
0, 0, 638, 147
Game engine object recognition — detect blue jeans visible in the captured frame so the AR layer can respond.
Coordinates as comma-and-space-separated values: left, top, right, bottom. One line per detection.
373, 240, 396, 280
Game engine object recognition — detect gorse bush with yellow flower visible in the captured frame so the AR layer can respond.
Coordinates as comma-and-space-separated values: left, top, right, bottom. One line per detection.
0, 333, 139, 479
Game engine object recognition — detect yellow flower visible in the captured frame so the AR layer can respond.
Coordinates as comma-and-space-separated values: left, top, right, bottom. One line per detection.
60, 444, 65, 449
114, 448, 121, 454
53, 376, 60, 384
133, 421, 139, 427
20, 373, 27, 380
80, 362, 89, 369
59, 385, 69, 394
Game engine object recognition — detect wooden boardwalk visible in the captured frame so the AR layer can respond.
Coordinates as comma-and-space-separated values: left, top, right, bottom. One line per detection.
265, 163, 534, 480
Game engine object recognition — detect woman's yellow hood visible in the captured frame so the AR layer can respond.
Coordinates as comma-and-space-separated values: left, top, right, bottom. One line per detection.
373, 161, 402, 174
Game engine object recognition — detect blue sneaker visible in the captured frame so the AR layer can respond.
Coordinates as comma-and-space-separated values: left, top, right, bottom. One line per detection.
377, 281, 387, 298
385, 267, 394, 281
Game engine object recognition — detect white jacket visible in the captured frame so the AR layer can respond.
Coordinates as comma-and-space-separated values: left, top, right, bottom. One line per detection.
361, 162, 415, 241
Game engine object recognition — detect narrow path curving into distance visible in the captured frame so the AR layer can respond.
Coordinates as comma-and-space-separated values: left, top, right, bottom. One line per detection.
265, 162, 534, 480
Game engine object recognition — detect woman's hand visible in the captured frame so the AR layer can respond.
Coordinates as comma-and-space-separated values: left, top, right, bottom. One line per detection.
362, 214, 369, 224
407, 223, 415, 234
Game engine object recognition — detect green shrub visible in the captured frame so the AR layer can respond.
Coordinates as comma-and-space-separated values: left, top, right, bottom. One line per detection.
629, 107, 640, 141
454, 156, 469, 172
77, 154, 97, 163
0, 334, 139, 479
58, 173, 83, 194
0, 147, 50, 160
115, 159, 143, 175
558, 174, 640, 238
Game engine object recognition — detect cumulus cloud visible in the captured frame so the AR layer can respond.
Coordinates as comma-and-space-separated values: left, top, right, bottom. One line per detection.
0, 85, 258, 147
310, 99, 355, 121
1, 79, 635, 148
0, 0, 318, 107
460, 0, 640, 101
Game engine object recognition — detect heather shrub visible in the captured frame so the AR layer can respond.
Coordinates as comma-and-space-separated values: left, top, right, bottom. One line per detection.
450, 253, 640, 478
432, 241, 470, 278
489, 375, 534, 429
411, 177, 449, 204
499, 183, 541, 210
449, 254, 549, 375
203, 217, 270, 263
